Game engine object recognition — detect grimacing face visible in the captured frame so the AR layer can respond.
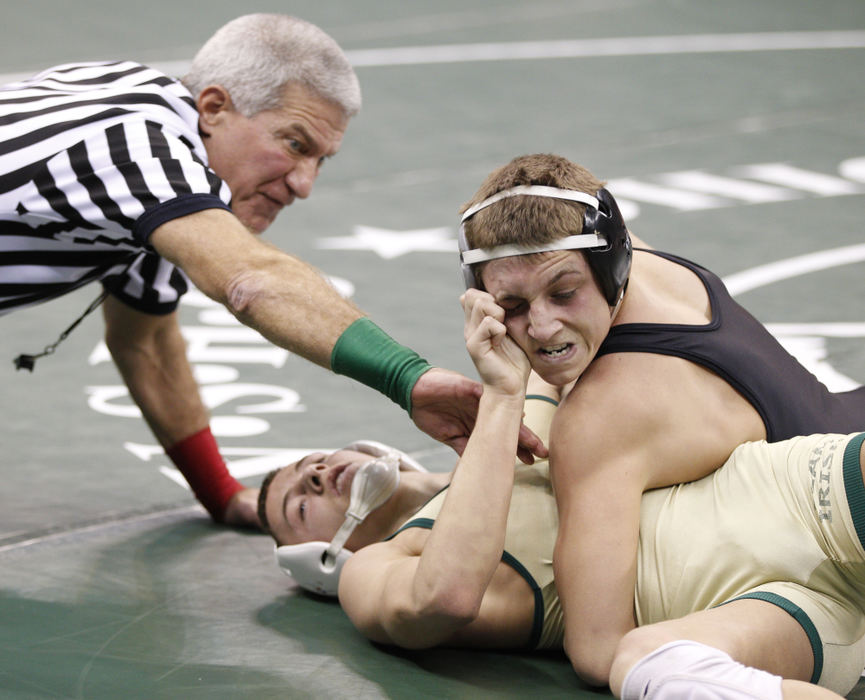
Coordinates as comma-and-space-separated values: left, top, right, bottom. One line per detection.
480, 250, 613, 387
200, 82, 348, 234
264, 448, 382, 547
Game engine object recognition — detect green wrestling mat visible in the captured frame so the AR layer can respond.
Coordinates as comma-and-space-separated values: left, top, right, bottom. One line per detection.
1, 0, 864, 696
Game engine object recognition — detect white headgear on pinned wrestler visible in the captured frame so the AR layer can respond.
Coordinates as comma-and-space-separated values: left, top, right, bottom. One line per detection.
274, 440, 427, 597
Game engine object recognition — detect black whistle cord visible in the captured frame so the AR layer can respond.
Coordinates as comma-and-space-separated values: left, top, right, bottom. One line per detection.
13, 289, 109, 372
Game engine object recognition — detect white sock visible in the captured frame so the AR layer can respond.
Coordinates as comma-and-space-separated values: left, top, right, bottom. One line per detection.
620, 640, 784, 700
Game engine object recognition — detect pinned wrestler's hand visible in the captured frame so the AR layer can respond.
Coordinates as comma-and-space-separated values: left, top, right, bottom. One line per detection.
222, 487, 262, 529
410, 368, 547, 464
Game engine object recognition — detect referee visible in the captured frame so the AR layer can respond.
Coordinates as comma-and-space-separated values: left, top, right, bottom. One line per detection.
0, 14, 532, 527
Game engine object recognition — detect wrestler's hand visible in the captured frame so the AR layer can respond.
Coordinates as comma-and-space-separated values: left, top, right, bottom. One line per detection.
461, 289, 531, 398
222, 487, 262, 529
410, 367, 546, 463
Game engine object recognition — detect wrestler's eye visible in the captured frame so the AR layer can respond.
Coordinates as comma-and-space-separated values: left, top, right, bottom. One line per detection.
552, 290, 575, 302
299, 500, 307, 521
501, 301, 527, 317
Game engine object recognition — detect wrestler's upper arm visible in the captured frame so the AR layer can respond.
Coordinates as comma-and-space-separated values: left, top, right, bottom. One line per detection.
548, 362, 687, 682
339, 535, 536, 651
338, 537, 428, 647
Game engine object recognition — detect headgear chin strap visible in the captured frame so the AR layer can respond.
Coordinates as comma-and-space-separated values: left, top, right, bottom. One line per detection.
458, 184, 631, 307
274, 441, 427, 597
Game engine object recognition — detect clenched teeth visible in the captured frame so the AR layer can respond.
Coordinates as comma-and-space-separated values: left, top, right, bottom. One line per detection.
541, 344, 570, 357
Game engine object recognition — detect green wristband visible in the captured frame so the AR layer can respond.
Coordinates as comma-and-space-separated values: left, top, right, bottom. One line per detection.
331, 318, 432, 414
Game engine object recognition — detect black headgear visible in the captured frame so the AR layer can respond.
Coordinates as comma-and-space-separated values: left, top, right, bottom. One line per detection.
458, 185, 632, 307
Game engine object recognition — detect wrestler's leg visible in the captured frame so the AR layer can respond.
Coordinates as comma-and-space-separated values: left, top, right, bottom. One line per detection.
609, 599, 839, 699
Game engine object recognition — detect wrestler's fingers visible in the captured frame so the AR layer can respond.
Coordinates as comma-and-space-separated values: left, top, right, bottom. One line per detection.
461, 289, 502, 320
466, 314, 507, 354
460, 288, 487, 312
461, 290, 505, 339
481, 313, 508, 348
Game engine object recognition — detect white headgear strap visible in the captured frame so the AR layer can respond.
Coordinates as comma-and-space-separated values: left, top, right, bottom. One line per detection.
274, 441, 427, 596
459, 185, 605, 265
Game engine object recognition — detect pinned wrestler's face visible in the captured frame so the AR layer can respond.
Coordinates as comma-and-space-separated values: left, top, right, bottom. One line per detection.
262, 447, 416, 551
480, 250, 612, 387
262, 448, 373, 547
198, 82, 348, 234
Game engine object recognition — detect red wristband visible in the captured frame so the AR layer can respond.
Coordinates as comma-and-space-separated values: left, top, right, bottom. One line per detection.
165, 427, 244, 522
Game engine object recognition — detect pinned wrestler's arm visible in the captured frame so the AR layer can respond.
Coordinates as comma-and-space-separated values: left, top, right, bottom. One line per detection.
338, 292, 538, 647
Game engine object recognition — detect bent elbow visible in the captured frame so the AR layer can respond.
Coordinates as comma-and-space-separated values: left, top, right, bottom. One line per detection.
570, 657, 613, 688
223, 268, 275, 320
420, 574, 487, 625
565, 633, 614, 688
384, 588, 480, 649
416, 590, 480, 632
427, 590, 482, 628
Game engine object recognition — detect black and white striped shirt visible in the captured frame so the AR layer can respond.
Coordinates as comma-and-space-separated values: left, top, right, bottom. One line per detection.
0, 61, 232, 315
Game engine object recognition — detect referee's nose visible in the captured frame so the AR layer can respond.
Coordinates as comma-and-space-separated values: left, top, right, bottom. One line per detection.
286, 156, 318, 200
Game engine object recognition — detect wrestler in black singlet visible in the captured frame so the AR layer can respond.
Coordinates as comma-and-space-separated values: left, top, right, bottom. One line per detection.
595, 249, 865, 441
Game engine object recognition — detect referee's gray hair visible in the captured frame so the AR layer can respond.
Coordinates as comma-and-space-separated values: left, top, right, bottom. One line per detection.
182, 14, 361, 118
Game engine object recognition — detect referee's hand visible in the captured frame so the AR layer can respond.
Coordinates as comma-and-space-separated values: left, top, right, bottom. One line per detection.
222, 488, 262, 529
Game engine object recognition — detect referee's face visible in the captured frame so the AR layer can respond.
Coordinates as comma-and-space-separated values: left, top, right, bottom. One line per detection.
200, 82, 349, 233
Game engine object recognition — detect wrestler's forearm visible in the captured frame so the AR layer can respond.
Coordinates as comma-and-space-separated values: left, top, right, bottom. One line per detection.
406, 388, 524, 629
340, 385, 530, 649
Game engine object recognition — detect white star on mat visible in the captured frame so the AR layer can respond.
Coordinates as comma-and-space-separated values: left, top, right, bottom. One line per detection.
316, 225, 456, 259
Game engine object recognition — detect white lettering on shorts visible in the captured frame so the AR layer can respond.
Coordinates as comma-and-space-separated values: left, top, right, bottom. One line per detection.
808, 437, 841, 521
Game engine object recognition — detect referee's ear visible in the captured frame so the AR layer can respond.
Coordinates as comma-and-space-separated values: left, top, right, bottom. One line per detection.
196, 85, 235, 135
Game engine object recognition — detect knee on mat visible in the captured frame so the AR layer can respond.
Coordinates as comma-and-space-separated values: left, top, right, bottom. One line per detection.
609, 626, 676, 693
613, 637, 784, 700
